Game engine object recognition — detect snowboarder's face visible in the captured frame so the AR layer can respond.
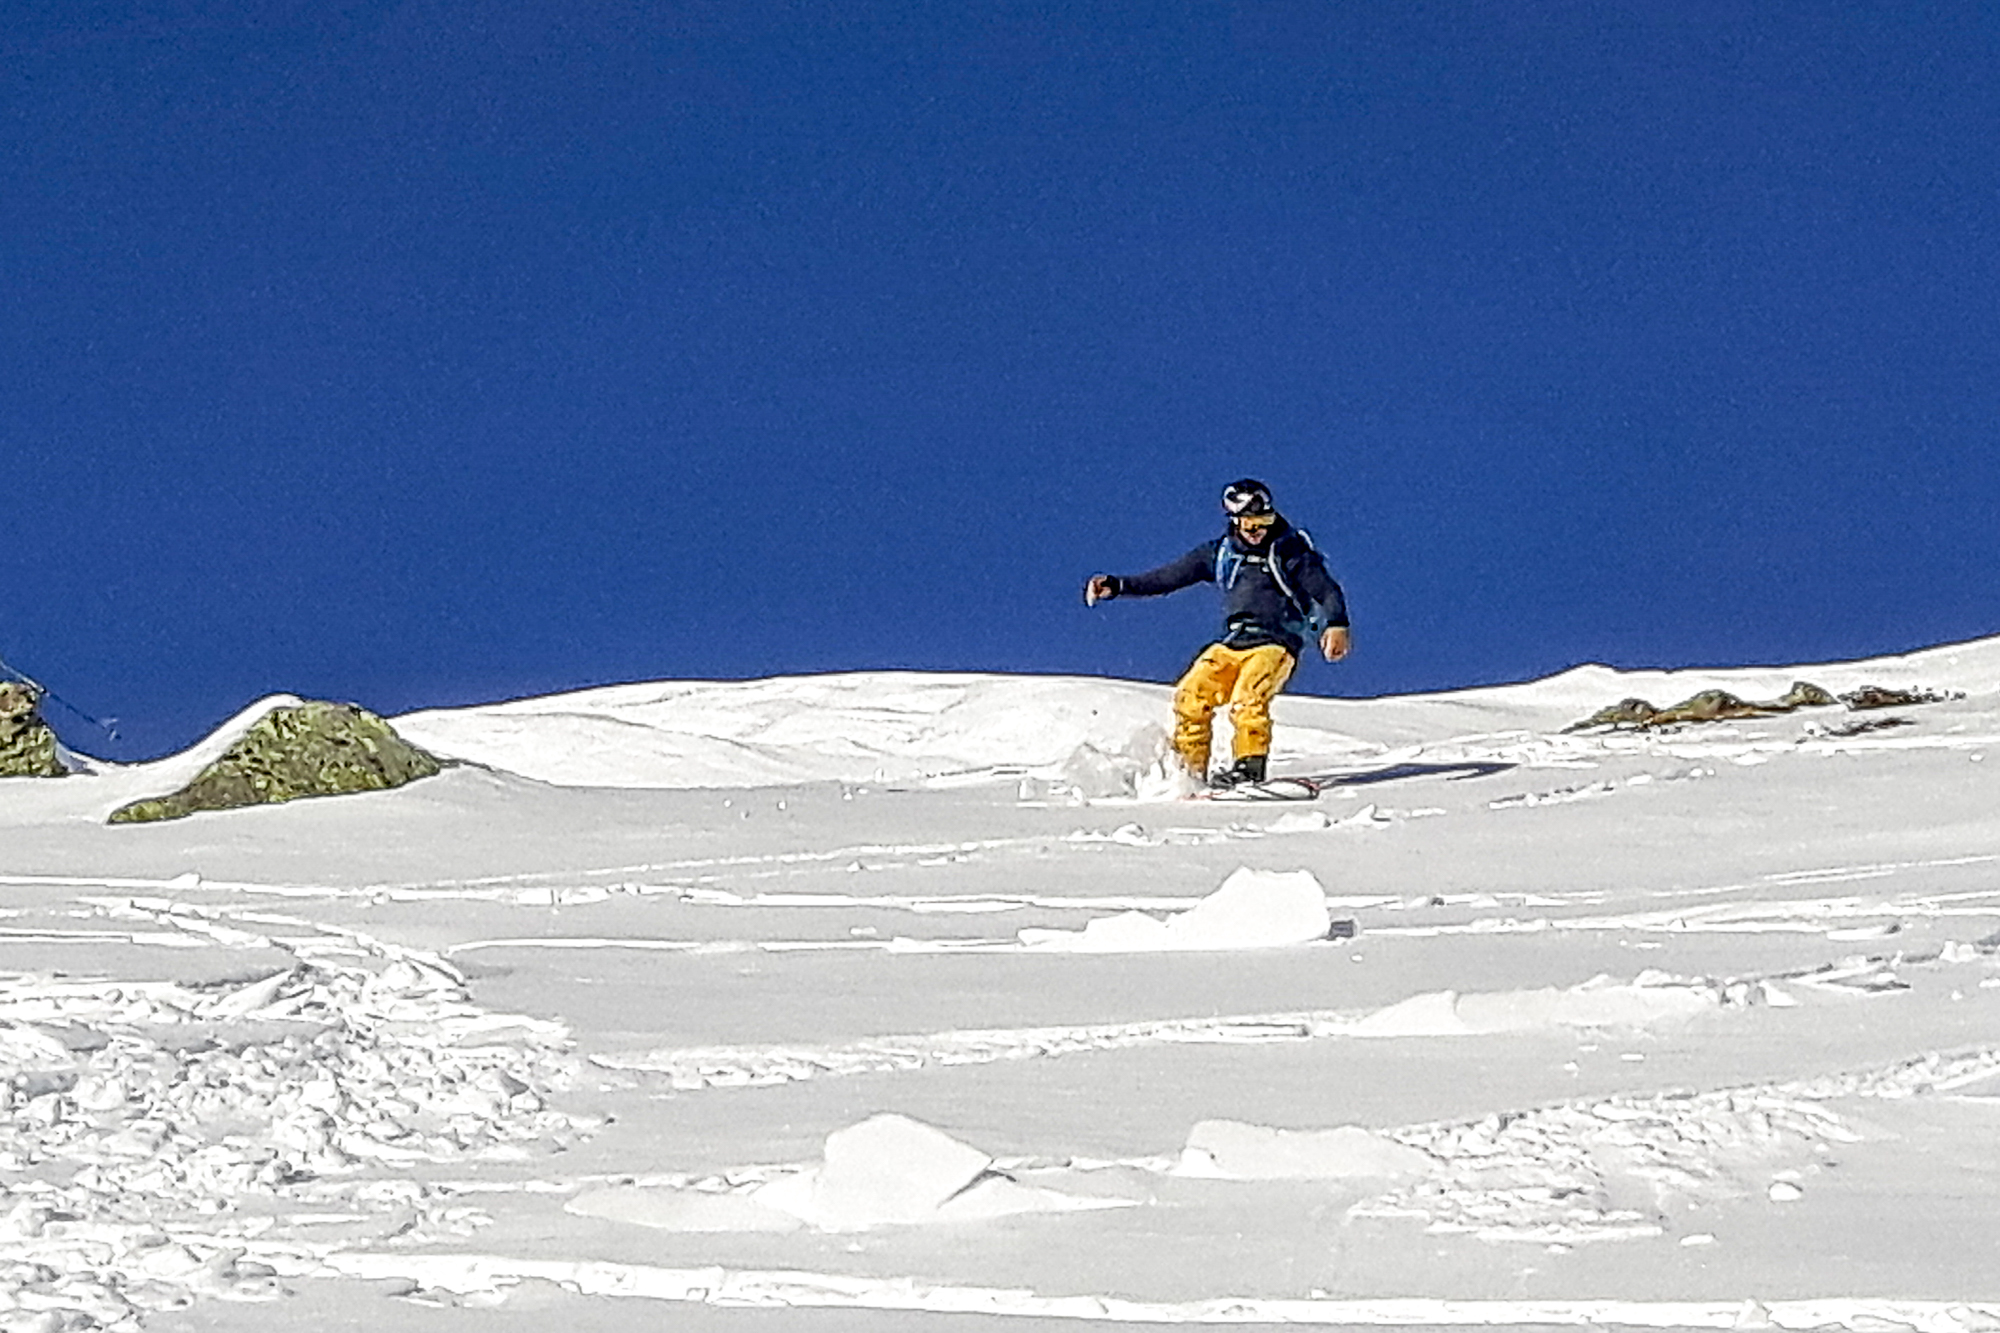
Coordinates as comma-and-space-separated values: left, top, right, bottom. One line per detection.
1232, 513, 1275, 545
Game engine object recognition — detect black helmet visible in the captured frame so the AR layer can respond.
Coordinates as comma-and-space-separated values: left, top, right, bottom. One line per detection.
1221, 478, 1273, 517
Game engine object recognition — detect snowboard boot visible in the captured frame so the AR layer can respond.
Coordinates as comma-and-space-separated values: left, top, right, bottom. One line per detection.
1208, 755, 1269, 789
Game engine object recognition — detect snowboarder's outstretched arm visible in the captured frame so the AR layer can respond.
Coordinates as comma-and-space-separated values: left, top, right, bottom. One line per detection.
1084, 542, 1218, 606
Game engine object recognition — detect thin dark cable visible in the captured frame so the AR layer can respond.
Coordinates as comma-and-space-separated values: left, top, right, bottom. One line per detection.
0, 651, 120, 742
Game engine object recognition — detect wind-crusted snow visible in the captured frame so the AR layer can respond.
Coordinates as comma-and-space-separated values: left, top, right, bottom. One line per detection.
5, 637, 2000, 1330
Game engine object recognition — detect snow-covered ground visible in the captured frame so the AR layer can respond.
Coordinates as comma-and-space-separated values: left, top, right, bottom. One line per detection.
4, 637, 2000, 1331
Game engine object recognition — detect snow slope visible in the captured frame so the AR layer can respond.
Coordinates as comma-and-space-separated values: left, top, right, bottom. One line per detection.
390, 634, 2000, 791
4, 637, 2000, 1331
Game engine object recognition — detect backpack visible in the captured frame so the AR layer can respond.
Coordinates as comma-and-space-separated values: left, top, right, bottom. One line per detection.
1213, 529, 1326, 640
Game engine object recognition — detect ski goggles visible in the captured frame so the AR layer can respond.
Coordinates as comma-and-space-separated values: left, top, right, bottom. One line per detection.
1231, 512, 1277, 532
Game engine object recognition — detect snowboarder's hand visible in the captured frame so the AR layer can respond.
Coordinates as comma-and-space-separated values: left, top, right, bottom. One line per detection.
1320, 626, 1351, 662
1085, 575, 1118, 606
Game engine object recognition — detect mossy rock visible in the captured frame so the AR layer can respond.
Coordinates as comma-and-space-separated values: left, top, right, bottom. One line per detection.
1776, 681, 1837, 709
1840, 684, 1957, 711
109, 700, 441, 824
1644, 689, 1762, 726
1564, 697, 1658, 731
1566, 680, 1840, 732
0, 681, 66, 778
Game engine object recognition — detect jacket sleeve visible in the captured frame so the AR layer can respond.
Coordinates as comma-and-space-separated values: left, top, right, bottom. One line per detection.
1114, 541, 1218, 598
1286, 538, 1349, 629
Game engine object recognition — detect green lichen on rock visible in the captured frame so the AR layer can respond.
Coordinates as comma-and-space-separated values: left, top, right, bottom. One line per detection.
0, 680, 67, 778
109, 700, 441, 824
1566, 697, 1659, 730
1566, 680, 1839, 732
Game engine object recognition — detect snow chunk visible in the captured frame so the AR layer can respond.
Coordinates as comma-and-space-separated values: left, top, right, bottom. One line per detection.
574, 1115, 1133, 1234
1171, 868, 1333, 948
1174, 1120, 1435, 1181
1020, 868, 1332, 952
755, 1149, 1130, 1230
802, 1113, 992, 1229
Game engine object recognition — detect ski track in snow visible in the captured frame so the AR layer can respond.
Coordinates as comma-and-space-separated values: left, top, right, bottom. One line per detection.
555, 1043, 2000, 1277
1355, 1045, 2000, 1245
7, 651, 2000, 1326
0, 897, 600, 1331
588, 935, 1996, 1093
313, 1250, 2000, 1331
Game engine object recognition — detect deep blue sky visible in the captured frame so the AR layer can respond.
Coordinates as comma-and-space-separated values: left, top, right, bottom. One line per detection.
6, 2, 1998, 759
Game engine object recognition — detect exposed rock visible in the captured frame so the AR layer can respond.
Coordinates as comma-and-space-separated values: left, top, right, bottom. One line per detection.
0, 680, 66, 777
1568, 697, 1658, 729
1567, 681, 1837, 732
1774, 680, 1839, 709
1647, 689, 1767, 725
1569, 679, 1961, 732
1840, 684, 1959, 711
109, 700, 441, 824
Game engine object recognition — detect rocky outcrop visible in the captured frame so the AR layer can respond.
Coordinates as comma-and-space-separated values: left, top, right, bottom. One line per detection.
1566, 681, 1835, 731
0, 679, 66, 777
1566, 679, 1956, 732
1840, 684, 1959, 711
109, 700, 441, 824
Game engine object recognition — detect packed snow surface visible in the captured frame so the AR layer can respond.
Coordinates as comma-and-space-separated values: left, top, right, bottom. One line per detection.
4, 634, 2000, 1330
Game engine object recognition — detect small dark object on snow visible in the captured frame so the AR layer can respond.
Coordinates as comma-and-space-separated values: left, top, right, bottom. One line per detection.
0, 680, 66, 778
1818, 716, 1915, 738
109, 700, 441, 824
1839, 685, 1958, 711
1327, 919, 1358, 941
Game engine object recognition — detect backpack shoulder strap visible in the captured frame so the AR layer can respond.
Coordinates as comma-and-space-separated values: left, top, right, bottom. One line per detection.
1213, 538, 1243, 588
1270, 528, 1334, 631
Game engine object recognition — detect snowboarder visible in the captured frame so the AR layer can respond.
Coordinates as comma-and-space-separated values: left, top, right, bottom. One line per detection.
1085, 479, 1350, 788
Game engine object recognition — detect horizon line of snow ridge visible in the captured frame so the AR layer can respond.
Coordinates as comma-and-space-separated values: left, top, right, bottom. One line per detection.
387, 636, 2000, 788
36, 631, 1999, 788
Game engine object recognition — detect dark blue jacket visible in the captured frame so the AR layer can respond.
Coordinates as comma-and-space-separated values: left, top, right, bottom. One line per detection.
1109, 518, 1349, 654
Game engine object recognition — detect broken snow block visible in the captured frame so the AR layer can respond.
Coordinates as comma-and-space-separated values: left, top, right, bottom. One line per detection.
0, 680, 66, 778
1177, 1120, 1435, 1181
1165, 867, 1331, 949
109, 700, 442, 824
807, 1113, 993, 1229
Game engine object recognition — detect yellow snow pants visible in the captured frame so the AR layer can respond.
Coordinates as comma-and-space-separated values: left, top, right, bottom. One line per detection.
1171, 642, 1297, 778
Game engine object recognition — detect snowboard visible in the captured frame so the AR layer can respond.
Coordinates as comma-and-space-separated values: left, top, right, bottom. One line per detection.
1195, 776, 1323, 802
